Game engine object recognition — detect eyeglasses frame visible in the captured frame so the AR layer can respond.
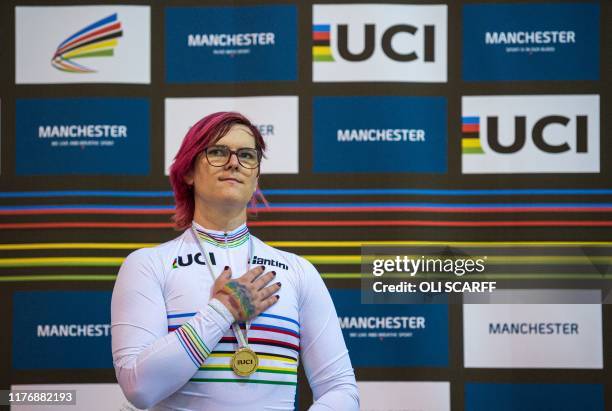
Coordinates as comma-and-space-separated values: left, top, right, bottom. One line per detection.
202, 145, 262, 170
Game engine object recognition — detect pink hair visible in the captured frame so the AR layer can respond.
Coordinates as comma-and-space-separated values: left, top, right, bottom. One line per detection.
169, 111, 266, 230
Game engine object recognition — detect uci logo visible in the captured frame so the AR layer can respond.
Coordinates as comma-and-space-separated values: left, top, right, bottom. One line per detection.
313, 5, 447, 82
171, 252, 216, 269
485, 115, 588, 154
319, 24, 435, 62
461, 95, 598, 174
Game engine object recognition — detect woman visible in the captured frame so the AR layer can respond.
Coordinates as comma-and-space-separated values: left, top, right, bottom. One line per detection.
111, 112, 359, 410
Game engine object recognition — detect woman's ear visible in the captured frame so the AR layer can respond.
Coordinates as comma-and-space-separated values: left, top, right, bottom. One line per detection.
184, 171, 194, 186
254, 177, 259, 194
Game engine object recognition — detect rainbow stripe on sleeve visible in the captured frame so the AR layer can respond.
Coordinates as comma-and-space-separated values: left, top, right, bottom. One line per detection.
175, 322, 211, 367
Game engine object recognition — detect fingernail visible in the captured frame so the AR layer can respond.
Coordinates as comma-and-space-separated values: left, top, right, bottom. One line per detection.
276, 282, 281, 287
276, 295, 280, 300
272, 271, 276, 276
260, 265, 266, 270
224, 265, 230, 271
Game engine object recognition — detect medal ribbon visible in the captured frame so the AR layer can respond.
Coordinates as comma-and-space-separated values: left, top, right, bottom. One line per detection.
190, 226, 252, 351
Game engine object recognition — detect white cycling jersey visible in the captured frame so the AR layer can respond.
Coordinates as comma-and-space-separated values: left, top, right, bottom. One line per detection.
111, 222, 359, 410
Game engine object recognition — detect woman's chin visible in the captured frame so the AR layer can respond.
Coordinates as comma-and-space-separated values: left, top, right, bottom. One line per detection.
214, 193, 251, 208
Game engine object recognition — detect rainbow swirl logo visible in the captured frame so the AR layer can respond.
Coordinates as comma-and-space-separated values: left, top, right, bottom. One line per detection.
51, 13, 123, 73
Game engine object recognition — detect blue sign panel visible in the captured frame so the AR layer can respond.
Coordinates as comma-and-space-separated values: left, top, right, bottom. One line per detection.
13, 291, 113, 369
313, 96, 447, 173
330, 289, 448, 367
463, 3, 599, 81
16, 98, 150, 175
465, 383, 604, 411
166, 5, 297, 83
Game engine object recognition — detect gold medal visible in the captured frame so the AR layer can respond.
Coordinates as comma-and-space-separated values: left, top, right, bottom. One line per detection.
231, 347, 258, 376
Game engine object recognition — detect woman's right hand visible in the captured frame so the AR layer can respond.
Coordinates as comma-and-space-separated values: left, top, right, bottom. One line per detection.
211, 265, 280, 322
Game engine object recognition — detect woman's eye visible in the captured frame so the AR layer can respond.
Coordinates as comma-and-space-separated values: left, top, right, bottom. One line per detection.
239, 151, 255, 160
208, 148, 226, 156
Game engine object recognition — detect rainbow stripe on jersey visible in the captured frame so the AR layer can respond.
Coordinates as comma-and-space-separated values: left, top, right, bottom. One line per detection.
193, 224, 250, 248
168, 312, 299, 386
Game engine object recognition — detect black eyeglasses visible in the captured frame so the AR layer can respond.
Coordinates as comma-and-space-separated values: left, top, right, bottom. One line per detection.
203, 145, 261, 169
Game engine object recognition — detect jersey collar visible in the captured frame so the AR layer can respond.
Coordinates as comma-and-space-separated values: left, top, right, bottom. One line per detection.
192, 221, 250, 248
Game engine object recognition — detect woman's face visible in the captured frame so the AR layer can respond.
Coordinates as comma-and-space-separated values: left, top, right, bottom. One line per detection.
186, 124, 259, 210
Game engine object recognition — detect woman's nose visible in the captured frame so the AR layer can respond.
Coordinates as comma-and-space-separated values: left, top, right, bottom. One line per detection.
225, 151, 240, 168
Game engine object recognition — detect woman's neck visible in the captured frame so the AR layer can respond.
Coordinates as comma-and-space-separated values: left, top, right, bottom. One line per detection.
192, 203, 246, 232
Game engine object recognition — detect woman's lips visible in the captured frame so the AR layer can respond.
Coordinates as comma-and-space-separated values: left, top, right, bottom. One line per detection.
219, 177, 242, 184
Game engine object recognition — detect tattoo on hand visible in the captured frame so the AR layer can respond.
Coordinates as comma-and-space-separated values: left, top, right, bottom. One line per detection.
221, 282, 255, 319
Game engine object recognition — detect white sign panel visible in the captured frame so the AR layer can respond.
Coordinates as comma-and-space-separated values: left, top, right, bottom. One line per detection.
10, 383, 144, 411
16, 6, 150, 84
462, 95, 600, 173
358, 381, 450, 411
463, 290, 603, 368
313, 4, 447, 82
165, 97, 299, 174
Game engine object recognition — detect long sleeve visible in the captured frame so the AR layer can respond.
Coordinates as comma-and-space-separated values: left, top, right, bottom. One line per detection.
111, 248, 233, 409
296, 257, 360, 410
